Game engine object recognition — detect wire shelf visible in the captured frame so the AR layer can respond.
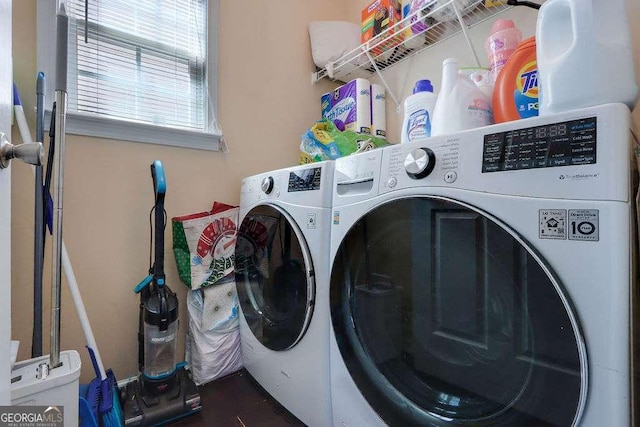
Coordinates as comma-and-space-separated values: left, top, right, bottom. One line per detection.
312, 0, 513, 84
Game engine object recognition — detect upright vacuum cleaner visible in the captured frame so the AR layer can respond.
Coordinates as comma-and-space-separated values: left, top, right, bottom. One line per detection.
122, 160, 201, 426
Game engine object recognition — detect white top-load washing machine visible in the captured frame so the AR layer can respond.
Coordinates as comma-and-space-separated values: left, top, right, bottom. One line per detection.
235, 161, 334, 427
329, 103, 638, 426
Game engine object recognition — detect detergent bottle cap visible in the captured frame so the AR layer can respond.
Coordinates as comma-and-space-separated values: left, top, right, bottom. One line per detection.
491, 19, 516, 33
413, 79, 434, 94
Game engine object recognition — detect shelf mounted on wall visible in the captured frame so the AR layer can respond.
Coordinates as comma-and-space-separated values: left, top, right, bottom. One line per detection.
311, 0, 514, 107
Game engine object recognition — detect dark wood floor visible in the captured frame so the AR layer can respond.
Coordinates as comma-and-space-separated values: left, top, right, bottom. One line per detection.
169, 369, 306, 427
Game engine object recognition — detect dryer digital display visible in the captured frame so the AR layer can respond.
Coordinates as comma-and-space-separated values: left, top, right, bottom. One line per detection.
482, 116, 597, 173
288, 167, 322, 192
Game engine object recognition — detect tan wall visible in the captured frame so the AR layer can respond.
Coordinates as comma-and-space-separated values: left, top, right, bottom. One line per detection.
10, 0, 640, 384
11, 0, 345, 382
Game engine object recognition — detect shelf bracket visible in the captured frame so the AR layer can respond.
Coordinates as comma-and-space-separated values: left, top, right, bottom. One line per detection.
364, 50, 401, 109
452, 0, 482, 68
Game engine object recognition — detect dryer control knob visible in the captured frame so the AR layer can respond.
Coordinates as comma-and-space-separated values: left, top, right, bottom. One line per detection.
404, 148, 436, 179
261, 176, 274, 194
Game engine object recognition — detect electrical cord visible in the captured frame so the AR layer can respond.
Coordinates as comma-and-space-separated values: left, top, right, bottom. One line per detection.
507, 0, 541, 9
148, 206, 167, 273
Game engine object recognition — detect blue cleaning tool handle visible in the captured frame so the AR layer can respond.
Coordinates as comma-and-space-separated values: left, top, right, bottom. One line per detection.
36, 72, 46, 143
134, 275, 153, 293
45, 194, 53, 234
36, 72, 46, 96
87, 346, 101, 378
12, 84, 21, 106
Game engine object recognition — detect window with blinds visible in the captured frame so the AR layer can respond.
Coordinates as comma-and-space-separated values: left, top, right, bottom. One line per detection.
67, 0, 207, 130
37, 0, 222, 150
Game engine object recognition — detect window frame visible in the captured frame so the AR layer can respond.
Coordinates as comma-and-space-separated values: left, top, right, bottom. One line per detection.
36, 0, 224, 152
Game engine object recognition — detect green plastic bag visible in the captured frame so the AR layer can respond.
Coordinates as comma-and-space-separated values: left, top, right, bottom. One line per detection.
300, 119, 389, 164
172, 202, 238, 289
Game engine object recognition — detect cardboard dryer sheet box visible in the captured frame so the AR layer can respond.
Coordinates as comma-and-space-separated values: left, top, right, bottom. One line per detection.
361, 0, 403, 55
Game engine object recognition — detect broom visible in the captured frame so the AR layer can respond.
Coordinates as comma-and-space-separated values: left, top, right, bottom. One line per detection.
61, 245, 124, 427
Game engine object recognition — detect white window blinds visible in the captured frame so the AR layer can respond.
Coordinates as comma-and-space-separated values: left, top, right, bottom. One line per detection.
66, 0, 208, 131
37, 0, 222, 150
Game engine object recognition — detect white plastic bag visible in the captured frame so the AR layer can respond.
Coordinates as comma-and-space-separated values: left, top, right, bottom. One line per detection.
308, 21, 361, 69
185, 281, 243, 386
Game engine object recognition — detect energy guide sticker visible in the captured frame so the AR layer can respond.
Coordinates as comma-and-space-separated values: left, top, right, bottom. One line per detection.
568, 209, 599, 241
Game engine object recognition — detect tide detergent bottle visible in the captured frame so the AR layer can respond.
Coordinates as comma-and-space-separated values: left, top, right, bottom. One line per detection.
493, 36, 538, 123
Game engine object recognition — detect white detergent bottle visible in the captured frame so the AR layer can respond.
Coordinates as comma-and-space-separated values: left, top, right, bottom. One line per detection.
401, 79, 437, 143
536, 0, 638, 115
431, 58, 493, 137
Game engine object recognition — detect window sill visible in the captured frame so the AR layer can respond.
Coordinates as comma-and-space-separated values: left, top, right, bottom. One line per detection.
47, 111, 226, 152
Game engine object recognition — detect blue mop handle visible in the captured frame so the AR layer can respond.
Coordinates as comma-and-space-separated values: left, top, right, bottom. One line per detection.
36, 72, 45, 141
34, 73, 46, 358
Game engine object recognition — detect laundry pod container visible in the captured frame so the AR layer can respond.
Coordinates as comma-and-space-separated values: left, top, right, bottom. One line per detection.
484, 19, 522, 85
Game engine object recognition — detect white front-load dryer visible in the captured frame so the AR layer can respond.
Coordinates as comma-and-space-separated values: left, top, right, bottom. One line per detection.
235, 161, 334, 427
329, 103, 637, 426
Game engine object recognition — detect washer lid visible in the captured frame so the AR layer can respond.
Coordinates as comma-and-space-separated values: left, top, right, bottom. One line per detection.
330, 195, 587, 426
235, 204, 315, 351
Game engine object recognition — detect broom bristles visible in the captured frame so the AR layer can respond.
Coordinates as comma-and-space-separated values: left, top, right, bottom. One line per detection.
100, 370, 124, 427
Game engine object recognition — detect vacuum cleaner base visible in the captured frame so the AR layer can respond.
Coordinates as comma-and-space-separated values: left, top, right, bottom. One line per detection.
122, 365, 201, 426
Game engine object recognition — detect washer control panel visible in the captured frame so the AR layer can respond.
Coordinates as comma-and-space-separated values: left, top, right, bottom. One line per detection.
482, 116, 597, 173
378, 104, 626, 201
382, 136, 461, 191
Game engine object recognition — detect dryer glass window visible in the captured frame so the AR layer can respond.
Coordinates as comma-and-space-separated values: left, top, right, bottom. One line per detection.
235, 205, 314, 351
330, 197, 585, 426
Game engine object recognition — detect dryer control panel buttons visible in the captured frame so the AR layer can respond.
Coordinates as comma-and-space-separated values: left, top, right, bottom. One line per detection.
261, 176, 274, 194
288, 167, 322, 192
444, 170, 457, 183
405, 148, 436, 179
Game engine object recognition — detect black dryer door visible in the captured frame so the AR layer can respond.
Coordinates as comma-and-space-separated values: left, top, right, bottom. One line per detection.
330, 196, 586, 426
235, 204, 315, 351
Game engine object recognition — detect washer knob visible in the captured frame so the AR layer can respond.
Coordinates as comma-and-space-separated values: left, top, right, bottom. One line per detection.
404, 147, 436, 179
261, 176, 274, 194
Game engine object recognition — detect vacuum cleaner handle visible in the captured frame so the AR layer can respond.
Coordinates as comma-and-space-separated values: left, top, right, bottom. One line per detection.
151, 160, 166, 203
150, 160, 166, 286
